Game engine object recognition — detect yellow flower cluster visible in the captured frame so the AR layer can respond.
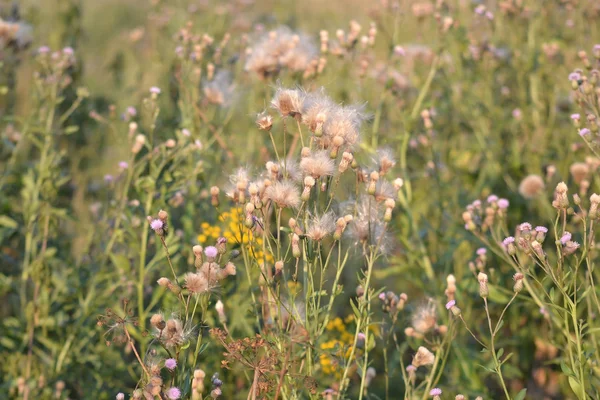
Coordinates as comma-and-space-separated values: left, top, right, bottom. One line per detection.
319, 315, 356, 376
197, 207, 273, 264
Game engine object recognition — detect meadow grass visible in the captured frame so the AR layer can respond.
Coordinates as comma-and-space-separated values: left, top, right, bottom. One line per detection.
2, 0, 600, 399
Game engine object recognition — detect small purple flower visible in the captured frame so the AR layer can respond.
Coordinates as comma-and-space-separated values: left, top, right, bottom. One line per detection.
568, 72, 581, 81
476, 247, 487, 256
487, 194, 499, 203
512, 108, 522, 119
445, 300, 456, 310
498, 198, 509, 209
474, 5, 485, 15
378, 292, 386, 301
126, 106, 137, 117
182, 128, 191, 137
579, 128, 591, 137
194, 139, 203, 149
393, 45, 406, 57
150, 86, 161, 95
485, 11, 494, 20
118, 161, 129, 169
204, 246, 218, 259
535, 226, 548, 233
62, 47, 74, 56
116, 394, 125, 400
165, 358, 177, 370
104, 174, 114, 183
594, 44, 600, 52
518, 222, 532, 232
503, 236, 515, 246
38, 46, 50, 54
560, 232, 572, 244
406, 365, 416, 372
472, 200, 482, 207
150, 219, 164, 232
166, 387, 181, 400
357, 332, 366, 341
571, 113, 581, 121
430, 388, 442, 396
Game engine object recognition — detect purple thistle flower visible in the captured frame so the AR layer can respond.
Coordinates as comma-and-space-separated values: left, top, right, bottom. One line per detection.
430, 388, 442, 396
165, 358, 177, 370
116, 394, 125, 400
38, 46, 50, 54
472, 200, 482, 207
571, 113, 581, 121
104, 174, 114, 183
560, 232, 572, 245
166, 387, 181, 399
569, 72, 581, 81
378, 292, 386, 301
62, 47, 74, 56
357, 332, 366, 340
497, 198, 509, 209
204, 246, 218, 259
118, 161, 129, 169
476, 247, 487, 256
535, 226, 548, 233
503, 236, 515, 246
406, 365, 416, 372
512, 108, 522, 119
150, 219, 164, 232
518, 222, 532, 231
579, 128, 591, 137
182, 128, 191, 137
150, 86, 161, 95
126, 106, 137, 117
446, 300, 456, 310
594, 44, 600, 52
487, 194, 499, 203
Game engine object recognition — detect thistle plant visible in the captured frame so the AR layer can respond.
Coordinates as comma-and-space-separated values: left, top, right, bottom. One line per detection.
3, 1, 600, 399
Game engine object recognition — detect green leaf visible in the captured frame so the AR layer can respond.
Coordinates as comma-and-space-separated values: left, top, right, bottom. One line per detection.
514, 388, 527, 400
488, 285, 510, 303
496, 348, 504, 360
109, 253, 131, 272
568, 376, 583, 397
0, 215, 18, 229
64, 125, 79, 134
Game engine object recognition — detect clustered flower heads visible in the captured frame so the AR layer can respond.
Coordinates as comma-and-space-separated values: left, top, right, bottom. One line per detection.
501, 183, 585, 259
244, 26, 318, 79
214, 86, 400, 260
268, 86, 369, 158
569, 45, 600, 146
378, 290, 407, 314
462, 194, 509, 232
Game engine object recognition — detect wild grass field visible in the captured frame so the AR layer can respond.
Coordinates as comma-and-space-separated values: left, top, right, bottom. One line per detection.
2, 0, 600, 399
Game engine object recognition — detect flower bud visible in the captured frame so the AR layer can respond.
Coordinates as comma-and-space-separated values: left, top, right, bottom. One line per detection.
292, 234, 301, 258
478, 272, 489, 298
210, 186, 220, 207
513, 272, 524, 293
